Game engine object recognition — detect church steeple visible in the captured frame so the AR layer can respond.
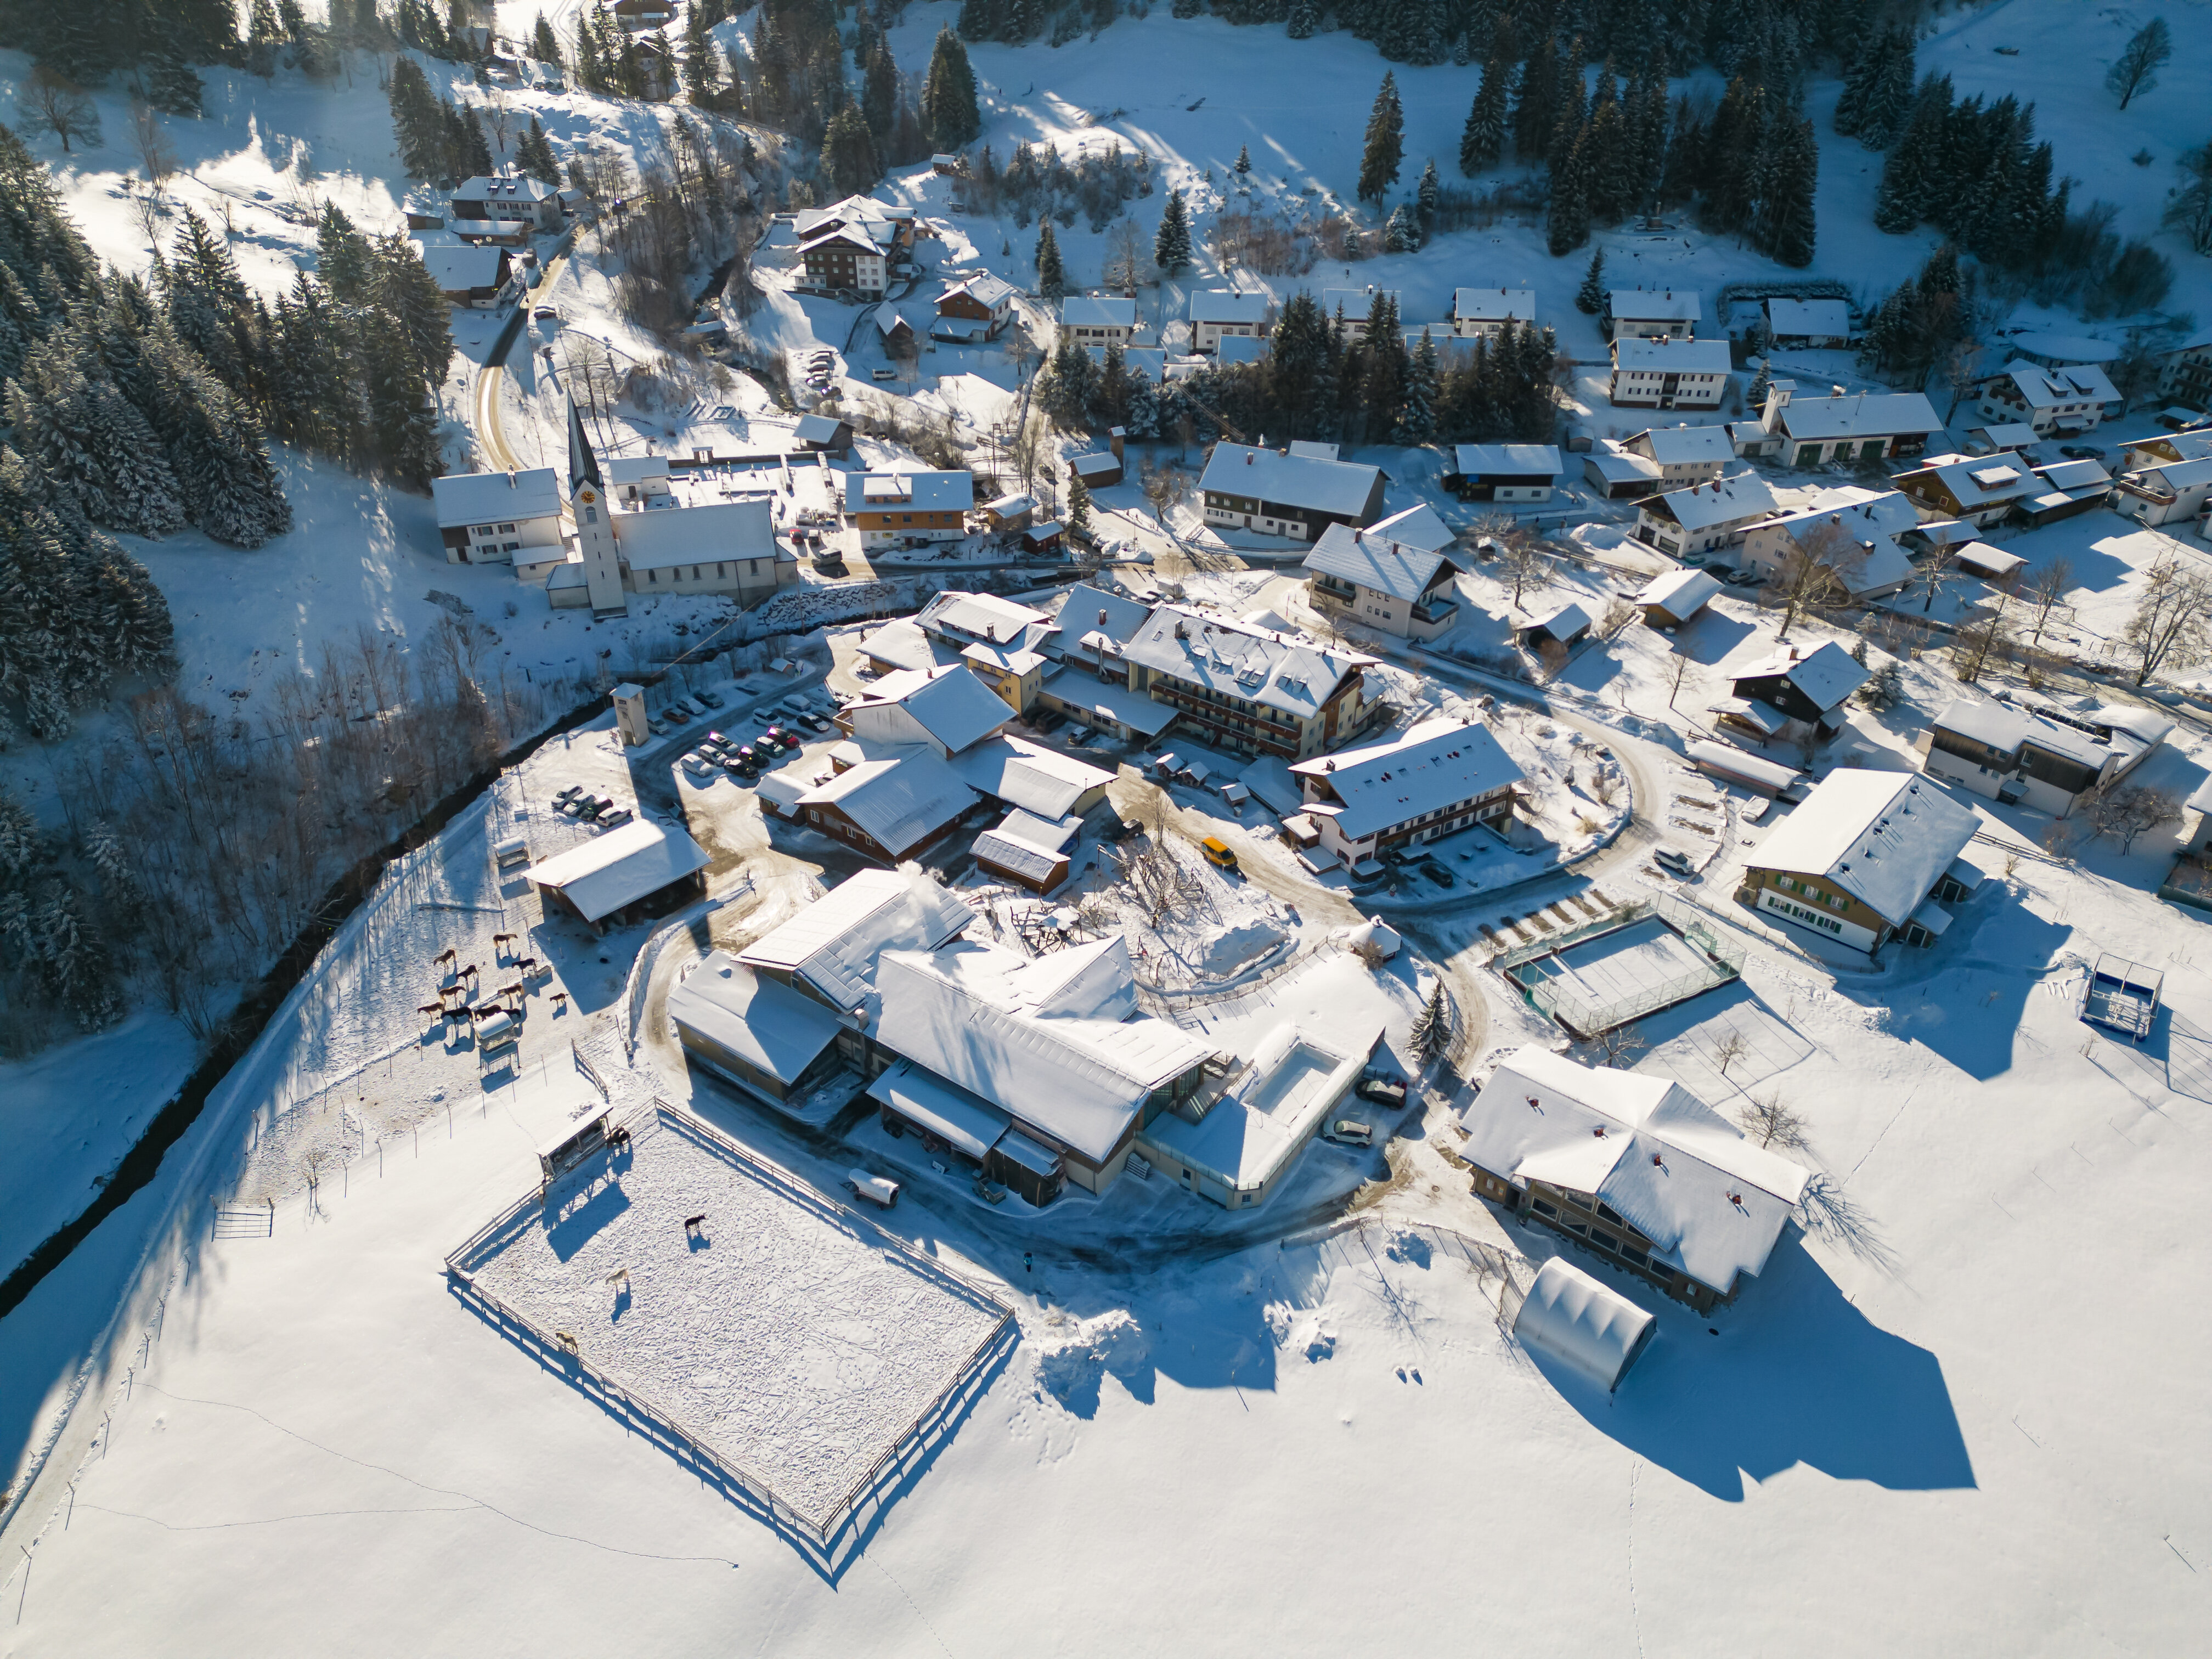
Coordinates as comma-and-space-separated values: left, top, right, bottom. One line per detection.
567, 394, 602, 493
565, 393, 625, 616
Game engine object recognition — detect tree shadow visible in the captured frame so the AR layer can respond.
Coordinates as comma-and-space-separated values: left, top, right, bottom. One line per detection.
1545, 1239, 1974, 1499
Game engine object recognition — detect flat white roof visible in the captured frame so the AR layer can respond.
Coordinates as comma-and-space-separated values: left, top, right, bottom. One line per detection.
1765, 297, 1850, 336
1189, 289, 1270, 324
1453, 443, 1562, 478
668, 952, 843, 1087
1613, 337, 1733, 375
1290, 717, 1523, 843
843, 470, 974, 515
432, 467, 563, 529
1748, 770, 1981, 926
1452, 286, 1535, 321
1610, 288, 1702, 321
524, 819, 708, 924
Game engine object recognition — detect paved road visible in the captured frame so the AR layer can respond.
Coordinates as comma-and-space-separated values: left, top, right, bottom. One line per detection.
470, 252, 571, 473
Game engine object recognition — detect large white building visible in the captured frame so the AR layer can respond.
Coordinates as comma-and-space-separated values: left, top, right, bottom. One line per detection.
1610, 337, 1732, 410
1302, 522, 1462, 641
1609, 288, 1701, 339
1188, 290, 1271, 354
1632, 473, 1779, 561
1059, 295, 1138, 346
432, 467, 565, 565
1289, 717, 1523, 866
1920, 697, 2169, 818
1742, 770, 1983, 955
1746, 381, 1943, 467
1449, 287, 1536, 339
1973, 360, 2121, 437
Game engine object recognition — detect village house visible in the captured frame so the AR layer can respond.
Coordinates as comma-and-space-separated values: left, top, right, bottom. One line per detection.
1609, 337, 1732, 410
794, 752, 981, 864
950, 733, 1114, 820
432, 467, 564, 565
2016, 457, 2114, 528
1762, 296, 1852, 348
2120, 431, 2212, 472
793, 414, 854, 454
932, 273, 1017, 342
1892, 454, 2040, 529
1059, 294, 1137, 346
960, 643, 1047, 716
523, 817, 709, 932
1290, 717, 1523, 867
582, 452, 787, 602
971, 809, 1083, 894
798, 225, 888, 297
1321, 286, 1402, 324
839, 664, 1014, 758
419, 243, 514, 307
448, 173, 563, 240
1119, 605, 1378, 759
1609, 288, 1701, 340
915, 589, 1054, 654
2157, 327, 2212, 412
1621, 424, 1733, 484
1741, 770, 1984, 955
1444, 443, 1561, 503
1302, 521, 1462, 641
1583, 442, 1665, 499
1974, 360, 2120, 436
1459, 1047, 1808, 1314
1188, 290, 1271, 354
2114, 452, 2212, 531
1746, 380, 1942, 467
797, 195, 917, 253
978, 493, 1035, 533
1449, 287, 1536, 339
1516, 601, 1595, 651
1962, 422, 2040, 455
1070, 430, 1126, 490
1632, 473, 1780, 562
1199, 442, 1387, 541
844, 470, 975, 547
668, 952, 849, 1108
1920, 696, 2170, 817
606, 0, 675, 30
1734, 490, 1917, 600
873, 309, 916, 356
1634, 567, 1720, 628
1713, 639, 1869, 746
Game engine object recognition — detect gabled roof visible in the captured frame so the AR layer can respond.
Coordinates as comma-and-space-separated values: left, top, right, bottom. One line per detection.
418, 243, 510, 290
973, 809, 1082, 884
1462, 1047, 1807, 1294
1120, 604, 1372, 721
1775, 390, 1941, 441
850, 664, 1014, 754
452, 173, 558, 205
1637, 567, 1721, 619
1452, 286, 1535, 322
1364, 502, 1457, 552
1629, 425, 1734, 467
1453, 443, 1562, 477
1747, 770, 1980, 926
793, 414, 850, 443
1643, 473, 1779, 533
950, 733, 1115, 819
1728, 639, 1869, 712
1990, 359, 2120, 409
874, 940, 1212, 1163
1061, 295, 1137, 328
797, 753, 979, 857
523, 819, 708, 924
1612, 337, 1733, 375
668, 952, 843, 1088
798, 225, 885, 257
2031, 457, 2113, 493
1610, 288, 1701, 321
1290, 718, 1522, 842
615, 498, 776, 571
739, 868, 974, 1014
1189, 289, 1269, 324
1903, 454, 2036, 510
1046, 580, 1154, 657
1765, 297, 1850, 336
843, 470, 975, 515
432, 467, 562, 529
940, 273, 1015, 309
1320, 287, 1401, 322
1198, 443, 1384, 517
916, 589, 1052, 647
1303, 521, 1455, 603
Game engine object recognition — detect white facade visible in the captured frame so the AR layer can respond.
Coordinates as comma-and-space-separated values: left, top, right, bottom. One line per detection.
1060, 295, 1137, 346
1609, 338, 1731, 409
1188, 290, 1269, 353
2114, 455, 2212, 530
1609, 289, 1702, 339
1975, 360, 2119, 436
1450, 287, 1536, 339
433, 468, 565, 566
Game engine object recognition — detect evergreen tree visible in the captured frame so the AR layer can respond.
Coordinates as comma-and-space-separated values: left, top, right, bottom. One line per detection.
821, 104, 882, 198
1065, 471, 1093, 540
1547, 32, 1587, 178
369, 233, 455, 387
921, 27, 981, 150
1460, 40, 1511, 174
360, 324, 443, 487
1747, 357, 1771, 410
1286, 0, 1317, 38
1575, 245, 1605, 313
1756, 114, 1818, 268
387, 57, 449, 180
862, 43, 899, 141
1357, 72, 1404, 204
1511, 26, 1558, 161
518, 116, 560, 185
1545, 131, 1590, 255
531, 12, 562, 65
1408, 981, 1452, 1063
1154, 188, 1192, 276
1358, 293, 1406, 442
317, 202, 373, 302
1039, 328, 1094, 424
1384, 202, 1420, 252
1416, 157, 1440, 226
155, 210, 260, 400
1234, 144, 1251, 176
1395, 328, 1438, 445
1858, 25, 1918, 150
1034, 218, 1066, 300
134, 320, 292, 548
4, 346, 187, 539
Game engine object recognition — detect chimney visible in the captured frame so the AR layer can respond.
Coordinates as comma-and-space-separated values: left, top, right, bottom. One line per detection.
1109, 426, 1125, 462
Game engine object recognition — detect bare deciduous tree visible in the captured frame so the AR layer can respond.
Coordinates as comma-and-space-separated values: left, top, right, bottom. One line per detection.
1711, 1029, 1749, 1079
2121, 555, 2212, 686
1573, 1022, 1646, 1070
18, 65, 102, 153
128, 95, 175, 184
1773, 519, 1868, 641
1666, 651, 1699, 712
1736, 1092, 1810, 1150
1496, 529, 1549, 609
1952, 595, 2014, 685
2087, 782, 2182, 854
1101, 218, 1148, 295
2024, 557, 2074, 647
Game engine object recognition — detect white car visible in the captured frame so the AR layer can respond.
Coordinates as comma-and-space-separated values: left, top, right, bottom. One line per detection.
680, 752, 713, 778
846, 1170, 899, 1208
1322, 1119, 1374, 1148
1654, 845, 1695, 875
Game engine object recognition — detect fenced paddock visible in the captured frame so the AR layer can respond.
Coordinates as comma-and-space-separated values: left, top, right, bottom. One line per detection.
446, 1103, 1014, 1543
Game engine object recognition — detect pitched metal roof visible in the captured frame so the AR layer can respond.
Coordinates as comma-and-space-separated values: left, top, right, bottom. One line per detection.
432, 467, 562, 529
1302, 521, 1454, 603
1289, 717, 1522, 842
1197, 442, 1383, 517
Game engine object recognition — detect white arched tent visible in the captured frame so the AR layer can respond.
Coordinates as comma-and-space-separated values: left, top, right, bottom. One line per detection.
1513, 1259, 1658, 1392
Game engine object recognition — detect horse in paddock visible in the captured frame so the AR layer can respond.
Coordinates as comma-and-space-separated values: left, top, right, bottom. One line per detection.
433, 947, 457, 968
550, 992, 569, 1014
682, 1212, 707, 1234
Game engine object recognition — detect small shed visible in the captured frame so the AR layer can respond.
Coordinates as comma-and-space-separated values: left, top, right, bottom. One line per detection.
1516, 601, 1595, 650
973, 808, 1082, 893
932, 153, 961, 175
980, 493, 1036, 533
1685, 738, 1803, 798
1511, 1258, 1657, 1391
1020, 519, 1065, 554
794, 414, 854, 454
1070, 451, 1124, 489
1953, 541, 2027, 583
1636, 568, 1720, 628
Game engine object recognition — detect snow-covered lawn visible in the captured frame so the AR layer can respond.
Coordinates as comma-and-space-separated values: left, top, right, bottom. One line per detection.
458, 1106, 1010, 1532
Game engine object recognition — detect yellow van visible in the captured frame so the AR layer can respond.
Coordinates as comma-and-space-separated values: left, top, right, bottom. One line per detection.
1200, 837, 1238, 871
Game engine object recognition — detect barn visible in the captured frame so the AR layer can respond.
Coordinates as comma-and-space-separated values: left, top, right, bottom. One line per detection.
524, 819, 709, 930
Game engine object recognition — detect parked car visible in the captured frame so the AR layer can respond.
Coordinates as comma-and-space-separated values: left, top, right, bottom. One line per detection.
847, 1170, 900, 1208
1420, 858, 1456, 887
575, 796, 604, 820
1322, 1119, 1374, 1148
702, 730, 731, 751
553, 785, 580, 805
532, 305, 560, 324
681, 753, 714, 778
647, 719, 669, 737
1356, 1073, 1407, 1109
772, 727, 803, 751
696, 689, 725, 709
1200, 837, 1238, 871
1654, 845, 1694, 875
2058, 444, 2104, 460
598, 807, 633, 828
803, 712, 834, 733
662, 704, 690, 724
1101, 817, 1138, 843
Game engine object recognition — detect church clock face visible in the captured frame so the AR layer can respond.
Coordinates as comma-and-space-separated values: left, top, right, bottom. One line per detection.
578, 486, 597, 505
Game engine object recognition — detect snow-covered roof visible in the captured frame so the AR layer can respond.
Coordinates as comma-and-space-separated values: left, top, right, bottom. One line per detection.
1991, 359, 2120, 410
667, 953, 843, 1087
1071, 452, 1122, 483
1037, 667, 1178, 737
1452, 286, 1536, 322
1512, 1258, 1656, 1391
1199, 442, 1384, 518
739, 868, 974, 1013
1747, 770, 1981, 926
874, 940, 1212, 1163
1061, 295, 1137, 329
1319, 286, 1401, 322
1364, 502, 1456, 553
859, 617, 956, 673
962, 641, 1043, 675
1953, 543, 2027, 580
452, 173, 557, 205
1644, 473, 1779, 533
1463, 1047, 1807, 1295
2008, 332, 2120, 366
432, 467, 562, 529
915, 589, 1052, 648
1968, 422, 2039, 451
1687, 738, 1799, 791
1613, 337, 1733, 375
950, 734, 1114, 819
1729, 639, 1869, 712
1522, 600, 1596, 641
850, 664, 1014, 755
1904, 455, 2035, 510
1585, 447, 1663, 485
1046, 581, 1154, 658
1630, 425, 1734, 467
2032, 458, 2112, 493
523, 819, 708, 924
1120, 605, 1370, 721
865, 1059, 1009, 1161
1452, 443, 1562, 478
2135, 454, 2212, 488
1189, 289, 1270, 324
939, 273, 1015, 309
1217, 335, 1266, 365
419, 243, 510, 291
1287, 440, 1338, 460
793, 414, 849, 443
607, 455, 670, 485
1637, 567, 1720, 619
1775, 390, 1941, 442
1610, 288, 1702, 321
1302, 521, 1455, 603
1290, 717, 1523, 841
1764, 297, 1850, 337
983, 492, 1035, 518
615, 498, 776, 570
798, 753, 978, 857
843, 470, 975, 515
972, 809, 1082, 885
